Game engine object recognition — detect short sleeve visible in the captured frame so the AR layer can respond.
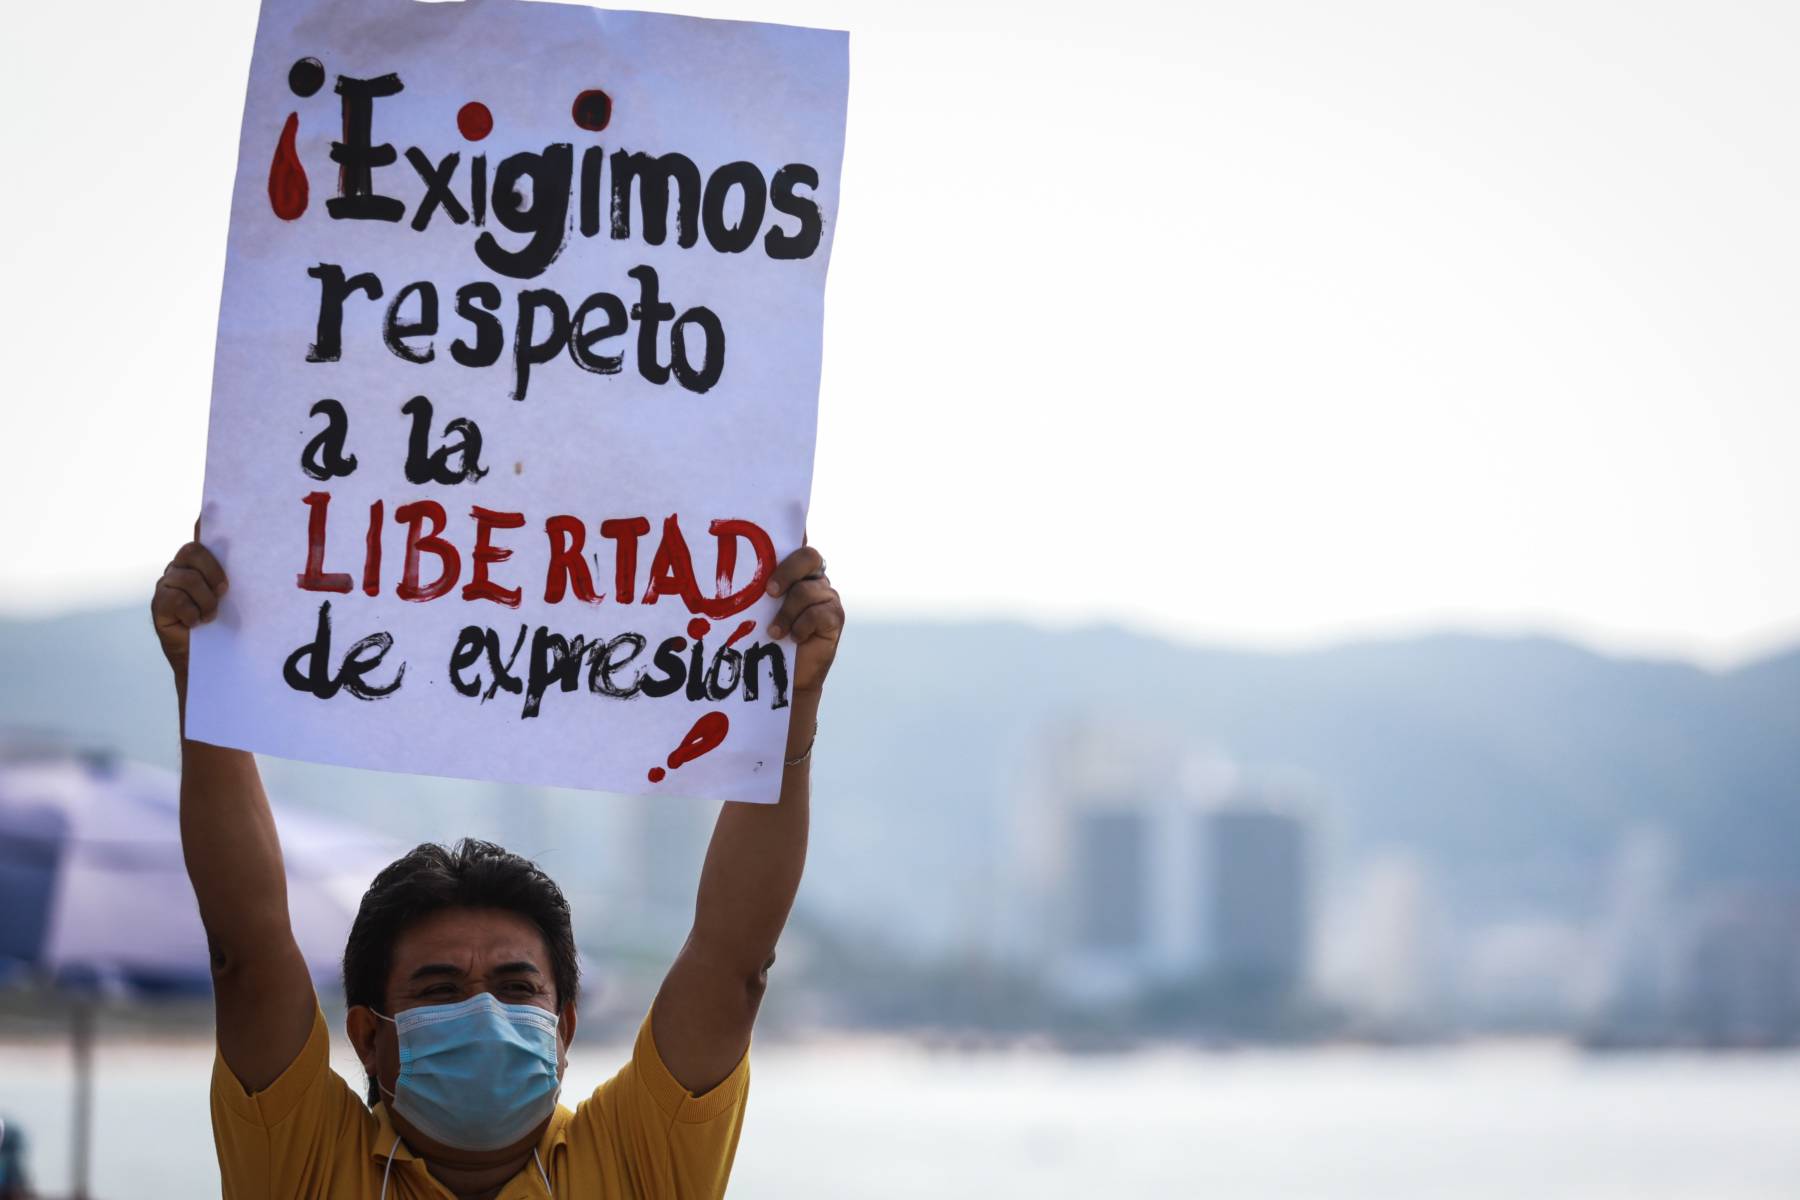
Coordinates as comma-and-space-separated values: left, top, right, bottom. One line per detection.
210, 1003, 369, 1199
566, 1009, 750, 1200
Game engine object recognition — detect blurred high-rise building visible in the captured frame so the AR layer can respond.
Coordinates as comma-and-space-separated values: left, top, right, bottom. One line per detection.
1317, 855, 1440, 1034
1675, 886, 1800, 1047
1004, 718, 1318, 1009
1578, 826, 1680, 1042
1204, 802, 1311, 992
999, 720, 1212, 1000
1070, 808, 1150, 953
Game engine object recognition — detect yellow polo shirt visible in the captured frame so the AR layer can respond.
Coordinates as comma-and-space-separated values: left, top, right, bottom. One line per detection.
210, 1004, 748, 1198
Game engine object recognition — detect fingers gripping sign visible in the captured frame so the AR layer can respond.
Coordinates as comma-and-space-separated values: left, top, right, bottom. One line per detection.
153, 534, 230, 677
765, 543, 842, 694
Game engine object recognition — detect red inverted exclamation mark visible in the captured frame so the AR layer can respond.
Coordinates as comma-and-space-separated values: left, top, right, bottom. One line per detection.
269, 112, 309, 220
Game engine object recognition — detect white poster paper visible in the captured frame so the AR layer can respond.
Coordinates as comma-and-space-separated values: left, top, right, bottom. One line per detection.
188, 0, 848, 803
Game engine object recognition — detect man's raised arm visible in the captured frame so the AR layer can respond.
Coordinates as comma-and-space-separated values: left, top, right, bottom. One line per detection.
650, 544, 843, 1094
154, 535, 314, 1092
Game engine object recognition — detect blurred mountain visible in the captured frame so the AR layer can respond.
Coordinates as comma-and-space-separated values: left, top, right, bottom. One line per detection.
3, 607, 1796, 957
815, 621, 1800, 954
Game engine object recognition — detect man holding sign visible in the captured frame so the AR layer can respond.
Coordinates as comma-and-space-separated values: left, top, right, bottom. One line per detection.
160, 0, 851, 1195
155, 534, 838, 1199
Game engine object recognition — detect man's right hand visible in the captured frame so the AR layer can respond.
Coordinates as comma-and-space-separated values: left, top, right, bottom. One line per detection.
152, 535, 227, 687
155, 527, 315, 1092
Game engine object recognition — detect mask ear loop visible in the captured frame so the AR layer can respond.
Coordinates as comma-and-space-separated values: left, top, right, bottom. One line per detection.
371, 1010, 401, 1108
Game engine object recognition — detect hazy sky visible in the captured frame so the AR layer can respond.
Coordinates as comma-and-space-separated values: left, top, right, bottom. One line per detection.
3, 0, 1796, 666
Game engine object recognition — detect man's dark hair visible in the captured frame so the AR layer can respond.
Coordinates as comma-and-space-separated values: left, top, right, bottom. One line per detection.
342, 838, 580, 1104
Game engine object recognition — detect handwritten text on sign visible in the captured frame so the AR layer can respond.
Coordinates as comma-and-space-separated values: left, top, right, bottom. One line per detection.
188, 0, 848, 803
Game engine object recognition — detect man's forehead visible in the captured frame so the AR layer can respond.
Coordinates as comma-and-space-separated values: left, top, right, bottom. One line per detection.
387, 906, 551, 972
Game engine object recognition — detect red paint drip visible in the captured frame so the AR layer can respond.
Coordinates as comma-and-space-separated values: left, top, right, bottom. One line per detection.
687, 617, 712, 640
648, 711, 730, 783
571, 88, 612, 132
457, 101, 493, 141
268, 112, 308, 220
724, 619, 756, 647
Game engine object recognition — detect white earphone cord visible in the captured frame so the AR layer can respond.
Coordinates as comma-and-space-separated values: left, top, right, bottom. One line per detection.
375, 1135, 551, 1198
534, 1147, 553, 1193
378, 1133, 402, 1200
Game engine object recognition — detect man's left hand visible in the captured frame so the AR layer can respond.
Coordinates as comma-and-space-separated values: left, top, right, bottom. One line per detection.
764, 544, 842, 693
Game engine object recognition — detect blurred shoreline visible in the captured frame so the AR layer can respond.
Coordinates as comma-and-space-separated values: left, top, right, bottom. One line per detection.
4, 1031, 1798, 1200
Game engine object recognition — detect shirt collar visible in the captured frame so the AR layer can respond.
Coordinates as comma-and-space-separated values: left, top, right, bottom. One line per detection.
368, 1101, 574, 1168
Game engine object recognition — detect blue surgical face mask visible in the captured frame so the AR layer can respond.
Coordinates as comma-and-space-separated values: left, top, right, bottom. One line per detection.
375, 992, 563, 1152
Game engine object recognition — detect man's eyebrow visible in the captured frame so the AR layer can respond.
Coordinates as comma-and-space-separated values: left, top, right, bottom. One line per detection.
492, 961, 543, 976
407, 963, 467, 981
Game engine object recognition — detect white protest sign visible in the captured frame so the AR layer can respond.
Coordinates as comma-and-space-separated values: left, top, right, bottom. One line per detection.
187, 0, 847, 803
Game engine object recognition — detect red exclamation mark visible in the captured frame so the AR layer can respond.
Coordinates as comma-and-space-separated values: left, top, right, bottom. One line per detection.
268, 112, 308, 220
648, 712, 730, 783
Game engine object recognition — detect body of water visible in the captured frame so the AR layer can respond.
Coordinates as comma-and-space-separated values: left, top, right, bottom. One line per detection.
1, 1034, 1796, 1198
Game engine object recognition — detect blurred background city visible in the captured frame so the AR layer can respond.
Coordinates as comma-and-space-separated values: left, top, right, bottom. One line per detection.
11, 611, 1800, 1051
5, 614, 1798, 1196
5, 0, 1800, 1196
